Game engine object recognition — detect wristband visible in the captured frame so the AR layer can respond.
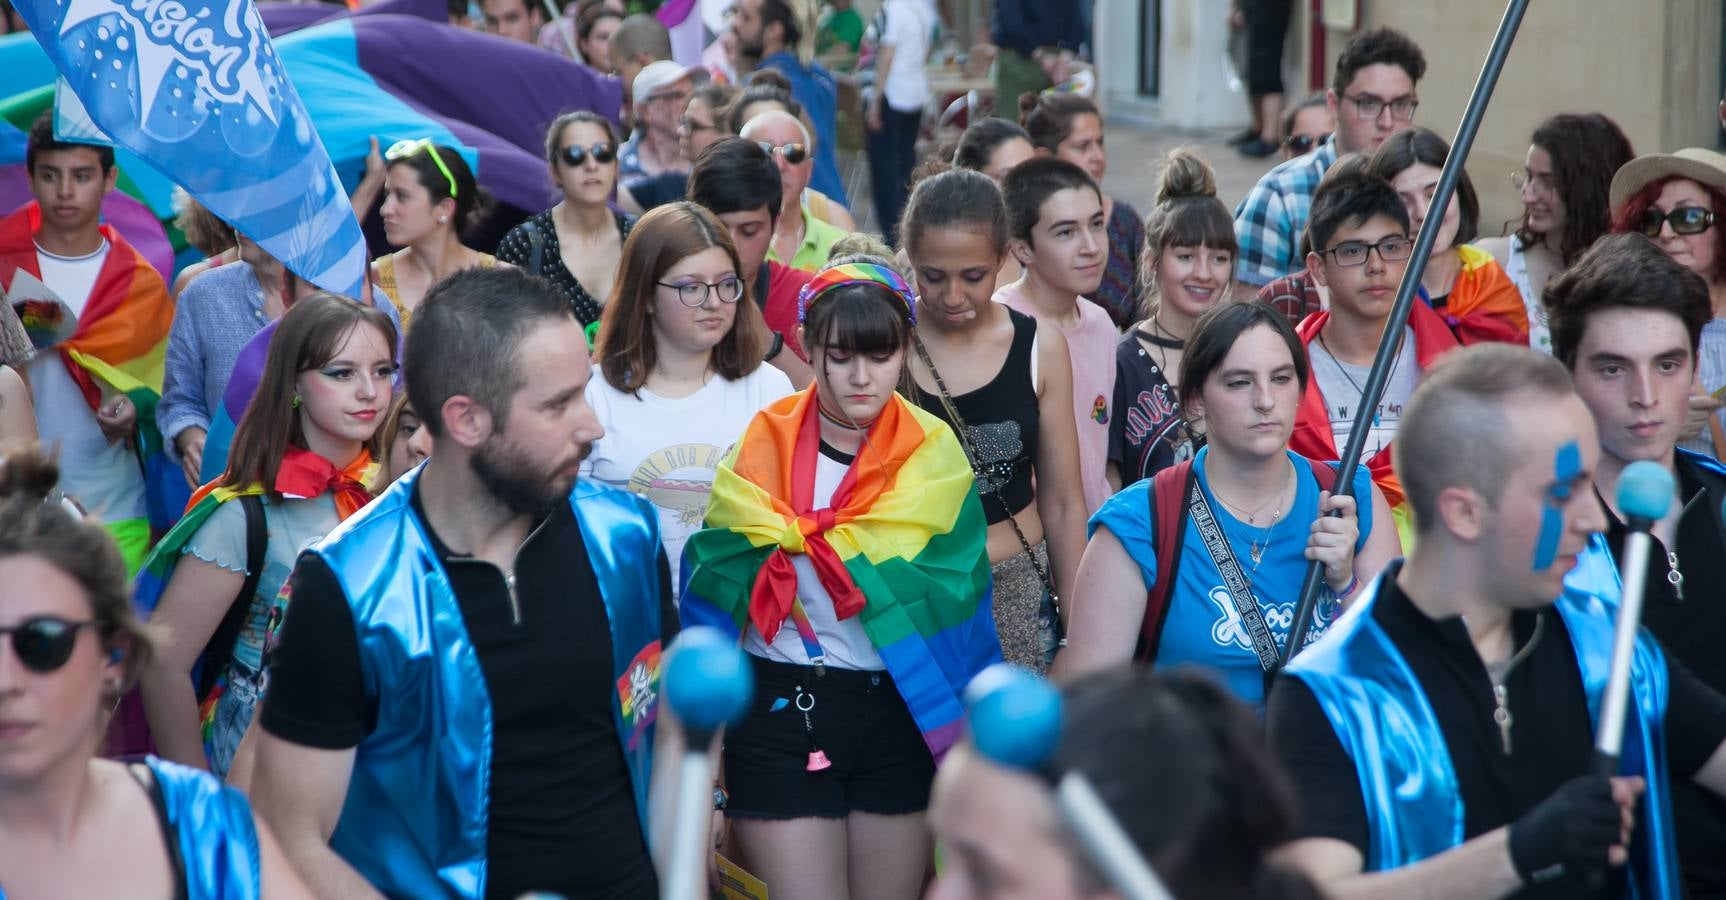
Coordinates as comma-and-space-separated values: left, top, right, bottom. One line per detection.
765, 332, 785, 362
1326, 574, 1360, 599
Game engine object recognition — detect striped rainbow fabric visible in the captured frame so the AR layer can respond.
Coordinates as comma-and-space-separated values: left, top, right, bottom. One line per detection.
680, 387, 1001, 760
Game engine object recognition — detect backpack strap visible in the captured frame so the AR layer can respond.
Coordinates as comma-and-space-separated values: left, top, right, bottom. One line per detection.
1136, 460, 1194, 663
195, 494, 267, 699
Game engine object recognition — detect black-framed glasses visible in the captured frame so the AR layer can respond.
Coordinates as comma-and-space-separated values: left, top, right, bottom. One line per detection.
757, 141, 808, 164
560, 142, 618, 167
1321, 236, 1413, 267
1640, 206, 1716, 238
1, 617, 96, 674
657, 275, 744, 307
1284, 134, 1319, 155
1342, 93, 1418, 122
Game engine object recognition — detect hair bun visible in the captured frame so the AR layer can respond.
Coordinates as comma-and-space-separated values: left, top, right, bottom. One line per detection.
0, 443, 61, 503
1017, 91, 1041, 118
1155, 148, 1219, 206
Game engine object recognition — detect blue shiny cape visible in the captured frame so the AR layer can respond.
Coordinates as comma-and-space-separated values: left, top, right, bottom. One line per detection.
1288, 535, 1678, 897
312, 468, 665, 899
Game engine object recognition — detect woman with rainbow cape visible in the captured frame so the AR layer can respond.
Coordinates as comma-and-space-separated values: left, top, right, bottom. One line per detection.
133, 294, 397, 778
680, 258, 1001, 899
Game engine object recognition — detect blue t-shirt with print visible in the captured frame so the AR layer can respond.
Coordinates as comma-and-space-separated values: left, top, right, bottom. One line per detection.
1088, 446, 1374, 707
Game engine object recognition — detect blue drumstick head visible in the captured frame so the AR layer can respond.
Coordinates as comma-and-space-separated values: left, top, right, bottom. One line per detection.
964, 664, 1062, 771
663, 626, 754, 734
1617, 460, 1676, 522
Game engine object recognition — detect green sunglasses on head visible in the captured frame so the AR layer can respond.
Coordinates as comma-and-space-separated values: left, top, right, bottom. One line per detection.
385, 138, 459, 198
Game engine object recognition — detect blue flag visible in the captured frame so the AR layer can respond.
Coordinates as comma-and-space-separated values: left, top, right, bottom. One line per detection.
12, 0, 366, 295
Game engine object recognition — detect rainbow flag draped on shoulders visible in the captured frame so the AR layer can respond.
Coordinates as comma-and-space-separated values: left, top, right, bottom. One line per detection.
681, 387, 1001, 761
0, 203, 184, 530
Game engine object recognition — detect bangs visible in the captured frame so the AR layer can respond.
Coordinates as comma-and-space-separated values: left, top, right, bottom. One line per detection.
1161, 203, 1237, 256
806, 285, 909, 356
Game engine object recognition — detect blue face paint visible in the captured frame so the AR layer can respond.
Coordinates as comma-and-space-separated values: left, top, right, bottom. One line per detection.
1532, 440, 1583, 571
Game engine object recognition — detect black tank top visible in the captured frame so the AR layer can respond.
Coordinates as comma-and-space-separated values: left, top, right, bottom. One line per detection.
916, 309, 1040, 524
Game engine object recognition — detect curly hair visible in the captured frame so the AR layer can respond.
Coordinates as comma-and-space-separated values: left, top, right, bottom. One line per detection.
1514, 113, 1635, 265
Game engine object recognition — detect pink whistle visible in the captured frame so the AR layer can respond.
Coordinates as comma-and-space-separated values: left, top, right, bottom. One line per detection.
806, 750, 832, 772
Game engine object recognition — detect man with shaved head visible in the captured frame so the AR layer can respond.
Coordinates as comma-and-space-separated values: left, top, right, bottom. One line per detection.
740, 109, 845, 272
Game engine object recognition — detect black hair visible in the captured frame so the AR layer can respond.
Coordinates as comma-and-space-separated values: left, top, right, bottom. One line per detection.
405, 267, 575, 438
1018, 92, 1101, 154
25, 111, 114, 174
1142, 149, 1236, 311
758, 0, 802, 50
1367, 126, 1479, 246
954, 117, 1031, 171
1052, 668, 1323, 900
1178, 301, 1309, 408
543, 110, 617, 163
1544, 232, 1711, 370
802, 254, 913, 360
727, 81, 802, 134
1305, 163, 1409, 255
1000, 156, 1101, 245
1331, 27, 1427, 95
687, 136, 783, 226
1516, 113, 1635, 265
386, 143, 492, 238
899, 168, 1009, 259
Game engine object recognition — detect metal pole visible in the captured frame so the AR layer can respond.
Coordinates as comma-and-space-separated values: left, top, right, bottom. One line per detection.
1277, 0, 1533, 670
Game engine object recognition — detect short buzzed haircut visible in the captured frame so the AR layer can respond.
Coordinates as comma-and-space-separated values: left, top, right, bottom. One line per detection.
609, 13, 672, 62
405, 267, 575, 438
1395, 343, 1576, 534
1544, 232, 1710, 371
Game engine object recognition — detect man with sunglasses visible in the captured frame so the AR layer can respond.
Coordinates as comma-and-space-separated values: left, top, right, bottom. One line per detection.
1234, 28, 1426, 295
1290, 163, 1457, 515
619, 60, 705, 182
740, 110, 845, 272
1547, 233, 1726, 898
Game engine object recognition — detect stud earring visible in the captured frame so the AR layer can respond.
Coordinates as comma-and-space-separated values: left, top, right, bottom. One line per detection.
438, 215, 447, 223
291, 394, 302, 408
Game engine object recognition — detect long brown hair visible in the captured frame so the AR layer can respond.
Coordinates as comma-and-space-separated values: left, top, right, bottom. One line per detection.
223, 293, 398, 496
594, 202, 766, 395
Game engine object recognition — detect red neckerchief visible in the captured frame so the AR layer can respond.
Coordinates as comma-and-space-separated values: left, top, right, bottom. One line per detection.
275, 446, 374, 519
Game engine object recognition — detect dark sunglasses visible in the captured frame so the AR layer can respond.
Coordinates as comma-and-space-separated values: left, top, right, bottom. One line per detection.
757, 141, 808, 165
1284, 134, 1318, 155
1, 617, 97, 673
1640, 205, 1715, 238
560, 142, 618, 167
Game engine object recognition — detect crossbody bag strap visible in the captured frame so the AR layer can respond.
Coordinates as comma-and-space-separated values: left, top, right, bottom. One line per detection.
1186, 474, 1282, 672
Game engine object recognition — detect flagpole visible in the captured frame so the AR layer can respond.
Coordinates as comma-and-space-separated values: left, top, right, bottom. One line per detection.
1277, 0, 1533, 671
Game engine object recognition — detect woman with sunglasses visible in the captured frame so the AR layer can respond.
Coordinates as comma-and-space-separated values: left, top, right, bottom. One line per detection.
1367, 128, 1527, 347
374, 139, 502, 328
586, 202, 791, 591
1475, 113, 1634, 353
0, 445, 311, 898
1053, 302, 1397, 707
1611, 148, 1726, 457
1278, 93, 1332, 162
681, 256, 999, 900
137, 294, 396, 778
497, 112, 633, 329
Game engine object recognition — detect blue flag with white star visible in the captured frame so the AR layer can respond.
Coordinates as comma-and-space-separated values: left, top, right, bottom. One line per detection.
12, 0, 366, 295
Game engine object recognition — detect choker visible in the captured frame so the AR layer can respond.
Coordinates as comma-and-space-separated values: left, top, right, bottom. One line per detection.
817, 402, 876, 431
1135, 328, 1185, 350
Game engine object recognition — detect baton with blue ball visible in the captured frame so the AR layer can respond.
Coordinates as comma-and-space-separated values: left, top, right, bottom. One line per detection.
659, 627, 754, 900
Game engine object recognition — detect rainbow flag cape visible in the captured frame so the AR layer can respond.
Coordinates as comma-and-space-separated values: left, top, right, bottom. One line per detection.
1436, 244, 1530, 347
0, 203, 187, 529
680, 388, 1001, 760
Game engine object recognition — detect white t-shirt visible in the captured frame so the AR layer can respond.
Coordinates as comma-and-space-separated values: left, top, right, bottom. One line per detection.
580, 363, 794, 590
1309, 326, 1421, 459
26, 243, 147, 523
741, 444, 885, 671
874, 0, 934, 113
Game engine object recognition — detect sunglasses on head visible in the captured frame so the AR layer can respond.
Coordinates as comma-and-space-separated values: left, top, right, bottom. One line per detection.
757, 141, 808, 165
1, 616, 97, 674
560, 142, 618, 167
385, 138, 459, 198
1640, 205, 1715, 238
1284, 134, 1318, 155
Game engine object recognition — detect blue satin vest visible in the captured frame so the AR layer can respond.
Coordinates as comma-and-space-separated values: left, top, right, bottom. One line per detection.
1288, 536, 1679, 897
311, 469, 665, 899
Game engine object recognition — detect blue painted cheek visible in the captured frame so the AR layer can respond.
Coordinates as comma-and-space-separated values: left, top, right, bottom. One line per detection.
1532, 504, 1563, 571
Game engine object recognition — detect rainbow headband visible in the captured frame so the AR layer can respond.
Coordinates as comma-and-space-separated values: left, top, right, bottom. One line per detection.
797, 263, 918, 326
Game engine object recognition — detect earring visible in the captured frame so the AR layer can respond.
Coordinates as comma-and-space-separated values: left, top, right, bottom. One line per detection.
438, 215, 447, 223
108, 647, 123, 664
291, 394, 302, 409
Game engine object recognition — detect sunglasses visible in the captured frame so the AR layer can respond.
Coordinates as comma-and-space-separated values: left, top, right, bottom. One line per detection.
757, 141, 808, 165
385, 138, 459, 198
560, 142, 618, 167
1, 617, 97, 674
1640, 205, 1715, 238
1284, 134, 1319, 155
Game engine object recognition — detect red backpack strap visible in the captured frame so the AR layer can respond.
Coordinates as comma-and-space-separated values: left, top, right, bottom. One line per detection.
1307, 456, 1339, 493
1137, 461, 1195, 663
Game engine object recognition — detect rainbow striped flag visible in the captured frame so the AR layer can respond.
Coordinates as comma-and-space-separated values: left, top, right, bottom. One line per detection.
680, 387, 1001, 760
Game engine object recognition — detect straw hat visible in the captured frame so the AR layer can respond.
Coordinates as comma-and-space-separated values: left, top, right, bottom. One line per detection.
1609, 147, 1726, 212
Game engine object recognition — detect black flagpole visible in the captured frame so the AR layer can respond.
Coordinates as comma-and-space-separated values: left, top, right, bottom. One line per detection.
1277, 0, 1533, 671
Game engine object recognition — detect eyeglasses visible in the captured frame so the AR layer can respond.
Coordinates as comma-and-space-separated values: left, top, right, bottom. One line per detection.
1284, 134, 1319, 155
1510, 170, 1556, 196
679, 117, 718, 135
757, 141, 808, 165
1342, 93, 1418, 122
1640, 206, 1716, 238
1321, 236, 1413, 267
560, 142, 618, 167
0, 617, 96, 674
657, 275, 744, 307
385, 138, 459, 198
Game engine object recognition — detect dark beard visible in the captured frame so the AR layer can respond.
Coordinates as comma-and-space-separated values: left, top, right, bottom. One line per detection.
469, 436, 581, 517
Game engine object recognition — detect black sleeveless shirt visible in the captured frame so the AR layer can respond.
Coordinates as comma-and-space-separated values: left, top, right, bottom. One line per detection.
915, 309, 1040, 524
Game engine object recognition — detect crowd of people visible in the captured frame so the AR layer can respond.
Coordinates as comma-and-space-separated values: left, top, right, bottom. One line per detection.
10, 1, 1726, 898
